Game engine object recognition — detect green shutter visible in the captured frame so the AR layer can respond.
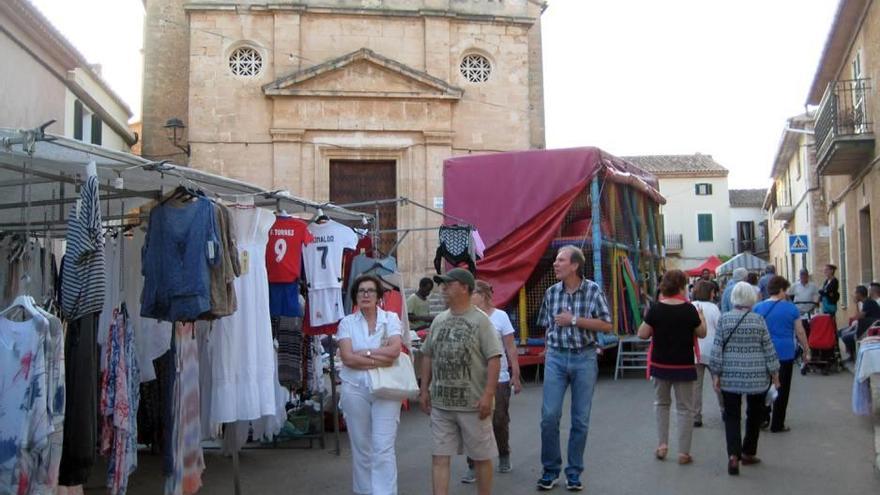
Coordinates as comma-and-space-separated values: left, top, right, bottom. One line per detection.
697, 214, 713, 242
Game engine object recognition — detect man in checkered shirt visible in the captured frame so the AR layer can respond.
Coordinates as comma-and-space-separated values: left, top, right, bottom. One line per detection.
535, 246, 612, 492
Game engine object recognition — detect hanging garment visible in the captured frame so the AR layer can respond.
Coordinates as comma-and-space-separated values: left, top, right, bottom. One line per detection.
272, 316, 304, 387
100, 307, 140, 495
206, 202, 241, 319
165, 323, 204, 495
268, 281, 302, 318
98, 233, 123, 371
472, 229, 486, 259
141, 197, 219, 322
61, 167, 106, 321
209, 207, 280, 426
303, 220, 358, 290
0, 312, 53, 494
341, 235, 374, 291
434, 225, 476, 274
59, 313, 99, 487
266, 215, 313, 283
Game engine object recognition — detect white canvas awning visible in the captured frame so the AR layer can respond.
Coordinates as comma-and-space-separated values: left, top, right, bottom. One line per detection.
716, 252, 769, 276
0, 127, 369, 234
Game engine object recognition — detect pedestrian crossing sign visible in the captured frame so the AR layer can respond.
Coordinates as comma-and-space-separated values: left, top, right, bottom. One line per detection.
789, 234, 809, 253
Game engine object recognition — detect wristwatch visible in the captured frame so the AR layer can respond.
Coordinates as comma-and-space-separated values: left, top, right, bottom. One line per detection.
571, 315, 577, 327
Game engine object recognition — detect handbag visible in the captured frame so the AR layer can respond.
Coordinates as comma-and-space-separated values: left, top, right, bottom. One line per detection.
367, 324, 420, 401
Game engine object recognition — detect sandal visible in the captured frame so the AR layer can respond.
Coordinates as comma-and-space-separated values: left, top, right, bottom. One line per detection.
655, 445, 668, 460
678, 453, 693, 465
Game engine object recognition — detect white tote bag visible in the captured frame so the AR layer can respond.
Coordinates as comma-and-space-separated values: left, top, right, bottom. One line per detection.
368, 326, 420, 401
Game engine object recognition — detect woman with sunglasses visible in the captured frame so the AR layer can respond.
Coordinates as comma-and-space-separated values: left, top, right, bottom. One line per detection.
337, 275, 404, 494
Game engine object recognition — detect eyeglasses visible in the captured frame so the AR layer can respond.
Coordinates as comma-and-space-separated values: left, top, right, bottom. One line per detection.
357, 288, 378, 295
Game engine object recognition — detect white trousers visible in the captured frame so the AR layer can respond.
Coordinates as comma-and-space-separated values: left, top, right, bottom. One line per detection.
340, 382, 402, 495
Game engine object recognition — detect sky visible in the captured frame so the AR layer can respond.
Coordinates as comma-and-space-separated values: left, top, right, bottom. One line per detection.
30, 0, 839, 189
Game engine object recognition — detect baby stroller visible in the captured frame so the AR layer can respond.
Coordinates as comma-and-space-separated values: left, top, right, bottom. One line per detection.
801, 314, 842, 375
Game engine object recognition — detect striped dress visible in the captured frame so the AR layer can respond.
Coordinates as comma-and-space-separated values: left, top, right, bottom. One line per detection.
61, 171, 105, 321
709, 310, 780, 394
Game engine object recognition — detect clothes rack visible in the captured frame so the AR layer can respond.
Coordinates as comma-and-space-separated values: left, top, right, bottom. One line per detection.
0, 124, 378, 495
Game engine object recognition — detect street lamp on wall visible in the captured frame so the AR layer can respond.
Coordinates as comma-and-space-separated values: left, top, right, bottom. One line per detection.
163, 117, 191, 157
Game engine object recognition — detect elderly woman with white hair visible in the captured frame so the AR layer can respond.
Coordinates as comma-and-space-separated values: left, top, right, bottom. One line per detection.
709, 282, 780, 476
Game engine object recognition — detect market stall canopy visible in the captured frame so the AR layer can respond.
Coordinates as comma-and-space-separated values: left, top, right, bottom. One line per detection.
444, 147, 663, 250
0, 128, 368, 233
443, 147, 665, 306
685, 256, 723, 277
716, 252, 769, 276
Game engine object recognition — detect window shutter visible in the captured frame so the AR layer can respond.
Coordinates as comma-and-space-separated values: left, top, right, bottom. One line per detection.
707, 183, 713, 195
698, 214, 713, 242
73, 100, 83, 140
91, 115, 102, 145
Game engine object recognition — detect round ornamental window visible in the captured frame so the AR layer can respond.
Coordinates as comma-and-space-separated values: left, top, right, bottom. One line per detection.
228, 47, 263, 77
459, 54, 491, 83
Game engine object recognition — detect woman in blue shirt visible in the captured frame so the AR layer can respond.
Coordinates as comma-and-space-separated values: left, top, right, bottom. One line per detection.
753, 276, 810, 432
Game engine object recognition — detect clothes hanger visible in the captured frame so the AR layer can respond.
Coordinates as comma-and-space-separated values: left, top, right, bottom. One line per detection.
313, 207, 329, 224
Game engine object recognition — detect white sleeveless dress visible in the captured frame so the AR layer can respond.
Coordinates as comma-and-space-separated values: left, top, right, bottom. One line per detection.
209, 207, 283, 434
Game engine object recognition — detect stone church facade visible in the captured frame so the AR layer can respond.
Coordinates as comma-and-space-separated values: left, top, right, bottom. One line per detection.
142, 0, 546, 281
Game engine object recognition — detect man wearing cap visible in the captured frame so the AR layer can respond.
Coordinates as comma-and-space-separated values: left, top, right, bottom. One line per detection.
788, 269, 820, 317
419, 268, 503, 495
536, 246, 612, 491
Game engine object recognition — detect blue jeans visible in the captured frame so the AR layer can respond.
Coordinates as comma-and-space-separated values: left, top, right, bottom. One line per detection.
540, 347, 598, 478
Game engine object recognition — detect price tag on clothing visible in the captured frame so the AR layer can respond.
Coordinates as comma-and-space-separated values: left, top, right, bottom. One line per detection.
240, 249, 250, 275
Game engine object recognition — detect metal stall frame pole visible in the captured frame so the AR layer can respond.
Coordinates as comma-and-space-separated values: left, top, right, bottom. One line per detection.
330, 337, 340, 456
591, 177, 603, 288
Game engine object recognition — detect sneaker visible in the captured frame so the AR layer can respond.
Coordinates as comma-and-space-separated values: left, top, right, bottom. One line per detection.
536, 473, 558, 491
498, 455, 512, 473
565, 474, 583, 491
461, 468, 476, 484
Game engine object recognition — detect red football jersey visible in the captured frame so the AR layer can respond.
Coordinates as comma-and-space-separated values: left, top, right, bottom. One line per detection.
266, 216, 313, 282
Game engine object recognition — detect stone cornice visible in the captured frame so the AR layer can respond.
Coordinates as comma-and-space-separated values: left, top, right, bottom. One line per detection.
423, 131, 454, 146
183, 3, 537, 25
269, 128, 306, 142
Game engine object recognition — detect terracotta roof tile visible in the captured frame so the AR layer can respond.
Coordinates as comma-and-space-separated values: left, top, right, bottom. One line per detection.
621, 154, 729, 177
729, 188, 767, 207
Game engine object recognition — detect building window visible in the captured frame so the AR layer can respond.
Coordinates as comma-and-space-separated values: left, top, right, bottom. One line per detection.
697, 213, 713, 242
229, 46, 263, 77
90, 115, 102, 145
695, 183, 713, 195
73, 99, 100, 145
73, 100, 83, 140
460, 54, 491, 83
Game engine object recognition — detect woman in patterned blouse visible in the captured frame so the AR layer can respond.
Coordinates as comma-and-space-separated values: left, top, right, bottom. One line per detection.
709, 282, 780, 476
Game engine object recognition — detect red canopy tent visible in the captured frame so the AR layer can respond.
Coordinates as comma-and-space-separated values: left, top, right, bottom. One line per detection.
443, 147, 664, 307
685, 256, 723, 277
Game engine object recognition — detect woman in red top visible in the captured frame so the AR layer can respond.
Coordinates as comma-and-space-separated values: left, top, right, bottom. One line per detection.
638, 270, 707, 465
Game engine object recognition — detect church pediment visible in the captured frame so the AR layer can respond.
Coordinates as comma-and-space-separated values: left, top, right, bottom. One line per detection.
263, 48, 463, 100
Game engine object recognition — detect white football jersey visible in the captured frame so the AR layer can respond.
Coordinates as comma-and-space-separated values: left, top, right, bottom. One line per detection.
303, 220, 358, 290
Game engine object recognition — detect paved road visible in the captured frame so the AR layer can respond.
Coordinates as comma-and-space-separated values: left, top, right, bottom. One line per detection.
101, 367, 879, 494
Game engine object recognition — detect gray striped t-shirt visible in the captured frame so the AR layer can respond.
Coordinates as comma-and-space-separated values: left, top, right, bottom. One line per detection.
61, 172, 105, 320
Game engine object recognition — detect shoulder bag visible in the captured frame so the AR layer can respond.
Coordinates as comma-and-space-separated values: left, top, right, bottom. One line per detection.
368, 323, 420, 401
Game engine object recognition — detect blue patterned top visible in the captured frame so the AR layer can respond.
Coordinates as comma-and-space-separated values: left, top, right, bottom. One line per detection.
709, 309, 780, 394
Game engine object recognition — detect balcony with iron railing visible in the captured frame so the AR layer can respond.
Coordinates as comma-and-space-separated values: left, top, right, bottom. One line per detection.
664, 233, 683, 253
815, 78, 875, 175
731, 235, 768, 256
